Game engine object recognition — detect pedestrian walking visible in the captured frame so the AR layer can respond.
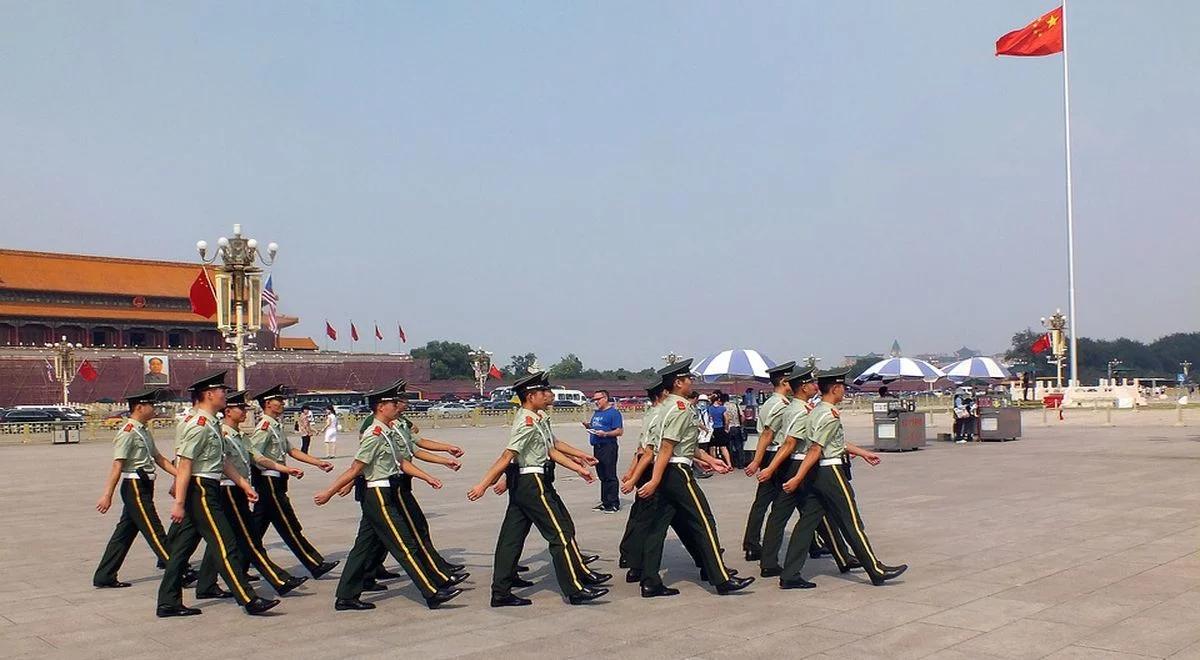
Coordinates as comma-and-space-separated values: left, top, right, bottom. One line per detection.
322, 406, 338, 458
584, 389, 623, 513
708, 392, 733, 469
298, 405, 314, 454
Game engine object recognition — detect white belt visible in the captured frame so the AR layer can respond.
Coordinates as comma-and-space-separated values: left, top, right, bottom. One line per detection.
819, 458, 844, 466
791, 452, 806, 461
121, 472, 154, 481
669, 457, 693, 466
261, 469, 282, 477
519, 466, 544, 474
194, 472, 222, 480
366, 479, 393, 488
220, 479, 235, 487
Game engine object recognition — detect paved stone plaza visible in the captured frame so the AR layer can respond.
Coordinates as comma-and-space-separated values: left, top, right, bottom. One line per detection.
1, 410, 1199, 659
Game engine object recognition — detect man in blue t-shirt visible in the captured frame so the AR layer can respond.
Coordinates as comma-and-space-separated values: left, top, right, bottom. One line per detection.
583, 390, 623, 513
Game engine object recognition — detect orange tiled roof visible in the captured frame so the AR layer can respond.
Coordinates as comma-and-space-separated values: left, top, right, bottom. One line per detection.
0, 301, 213, 324
0, 249, 215, 298
278, 336, 318, 350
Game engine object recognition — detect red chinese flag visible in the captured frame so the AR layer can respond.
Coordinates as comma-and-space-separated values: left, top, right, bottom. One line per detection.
996, 6, 1064, 57
374, 324, 383, 341
1031, 334, 1052, 354
398, 324, 407, 343
78, 360, 99, 382
351, 323, 359, 342
188, 269, 218, 318
488, 364, 503, 380
325, 321, 337, 341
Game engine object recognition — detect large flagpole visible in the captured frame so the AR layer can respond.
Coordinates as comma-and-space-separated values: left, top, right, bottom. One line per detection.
1062, 0, 1079, 387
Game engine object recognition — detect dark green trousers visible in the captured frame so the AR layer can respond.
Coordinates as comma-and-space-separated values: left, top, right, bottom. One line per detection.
94, 477, 171, 585
196, 486, 296, 593
491, 472, 587, 598
762, 459, 853, 572
620, 469, 705, 571
158, 477, 259, 608
544, 465, 597, 572
363, 477, 456, 586
782, 465, 886, 582
640, 464, 732, 589
335, 485, 441, 600
251, 473, 326, 573
741, 451, 778, 552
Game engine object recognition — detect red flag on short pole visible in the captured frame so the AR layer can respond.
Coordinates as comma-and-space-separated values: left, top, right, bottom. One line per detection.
996, 6, 1064, 57
77, 360, 99, 382
374, 324, 383, 341
398, 324, 407, 344
351, 323, 359, 342
188, 269, 218, 318
325, 321, 337, 341
488, 364, 503, 380
1031, 334, 1052, 354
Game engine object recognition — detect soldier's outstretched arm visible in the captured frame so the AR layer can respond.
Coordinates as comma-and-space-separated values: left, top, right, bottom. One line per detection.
746, 427, 775, 476
468, 450, 517, 501
553, 439, 598, 466
550, 447, 594, 482
759, 435, 797, 481
287, 447, 334, 472
153, 453, 179, 477
782, 444, 823, 494
413, 449, 460, 471
637, 439, 674, 498
416, 437, 463, 456
845, 443, 881, 465
399, 459, 442, 488
316, 461, 366, 505
221, 457, 258, 503
96, 459, 123, 514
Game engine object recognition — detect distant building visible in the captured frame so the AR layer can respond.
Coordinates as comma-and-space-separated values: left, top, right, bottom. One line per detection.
841, 352, 885, 367
889, 339, 902, 357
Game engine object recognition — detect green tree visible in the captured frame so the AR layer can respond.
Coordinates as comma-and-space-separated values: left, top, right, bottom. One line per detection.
548, 353, 584, 379
410, 341, 474, 380
506, 353, 538, 376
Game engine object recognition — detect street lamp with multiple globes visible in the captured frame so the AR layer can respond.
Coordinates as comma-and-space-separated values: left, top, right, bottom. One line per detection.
1041, 309, 1069, 389
660, 352, 682, 366
804, 354, 822, 369
197, 224, 278, 391
468, 347, 493, 396
45, 335, 83, 406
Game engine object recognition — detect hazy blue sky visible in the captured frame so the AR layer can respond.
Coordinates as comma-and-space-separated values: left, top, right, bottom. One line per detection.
2, 1, 1197, 369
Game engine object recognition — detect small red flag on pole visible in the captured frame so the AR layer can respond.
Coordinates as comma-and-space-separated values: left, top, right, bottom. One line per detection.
325, 321, 337, 341
488, 364, 503, 380
374, 324, 383, 341
996, 6, 1063, 57
398, 324, 407, 344
1031, 334, 1052, 354
188, 269, 218, 318
77, 360, 99, 382
351, 323, 359, 342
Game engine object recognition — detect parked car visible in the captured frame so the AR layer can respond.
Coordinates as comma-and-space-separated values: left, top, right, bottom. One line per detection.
483, 400, 517, 410
552, 400, 584, 409
407, 399, 435, 412
437, 393, 462, 402
1, 409, 56, 423
348, 403, 370, 414
429, 402, 472, 417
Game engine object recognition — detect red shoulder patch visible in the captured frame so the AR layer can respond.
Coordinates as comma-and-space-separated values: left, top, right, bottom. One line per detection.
676, 400, 686, 410
524, 416, 534, 426
123, 423, 134, 432
260, 421, 270, 431
372, 426, 383, 436
830, 409, 840, 418
197, 416, 207, 426
184, 415, 193, 423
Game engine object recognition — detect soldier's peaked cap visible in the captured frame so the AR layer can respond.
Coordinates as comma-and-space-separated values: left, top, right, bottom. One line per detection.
766, 361, 797, 381
816, 368, 851, 386
125, 387, 166, 405
366, 381, 405, 408
787, 366, 816, 386
187, 371, 229, 393
225, 390, 249, 407
645, 379, 666, 397
513, 371, 553, 394
253, 384, 287, 408
657, 358, 694, 384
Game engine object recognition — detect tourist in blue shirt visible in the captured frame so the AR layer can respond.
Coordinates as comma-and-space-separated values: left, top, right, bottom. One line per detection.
583, 390, 623, 513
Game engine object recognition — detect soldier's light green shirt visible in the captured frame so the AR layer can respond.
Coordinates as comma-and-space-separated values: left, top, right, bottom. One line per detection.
808, 401, 847, 460
658, 394, 700, 458
390, 417, 417, 461
221, 424, 258, 480
355, 419, 405, 481
506, 408, 552, 468
177, 410, 226, 474
250, 415, 292, 464
779, 400, 816, 453
758, 392, 791, 450
174, 407, 196, 455
639, 403, 663, 451
112, 418, 161, 473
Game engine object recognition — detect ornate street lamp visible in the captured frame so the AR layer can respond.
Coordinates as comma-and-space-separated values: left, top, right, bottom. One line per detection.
1041, 309, 1069, 389
661, 352, 682, 366
805, 354, 822, 369
468, 347, 493, 396
197, 224, 277, 390
46, 335, 83, 406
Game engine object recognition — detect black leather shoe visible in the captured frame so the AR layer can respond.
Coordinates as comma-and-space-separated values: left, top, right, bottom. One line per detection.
625, 569, 642, 583
760, 566, 782, 578
715, 576, 755, 594
182, 568, 199, 587
376, 568, 402, 580
310, 561, 340, 579
581, 554, 600, 565
156, 604, 202, 618
582, 571, 611, 586
195, 588, 233, 599
700, 567, 738, 582
870, 564, 908, 586
839, 558, 863, 574
567, 586, 608, 604
511, 576, 535, 588
446, 563, 465, 573
425, 588, 463, 609
744, 550, 761, 562
640, 583, 680, 598
276, 576, 308, 596
780, 576, 817, 589
245, 597, 280, 615
809, 547, 831, 559
94, 580, 132, 589
516, 564, 530, 573
362, 582, 388, 592
490, 593, 532, 607
335, 597, 376, 611
444, 572, 470, 587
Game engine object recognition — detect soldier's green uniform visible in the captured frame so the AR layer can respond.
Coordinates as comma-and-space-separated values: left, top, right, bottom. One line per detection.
533, 410, 602, 574
742, 362, 795, 558
249, 385, 329, 576
93, 394, 173, 587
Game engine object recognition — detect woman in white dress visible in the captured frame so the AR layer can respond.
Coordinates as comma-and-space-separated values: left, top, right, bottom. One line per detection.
322, 406, 339, 458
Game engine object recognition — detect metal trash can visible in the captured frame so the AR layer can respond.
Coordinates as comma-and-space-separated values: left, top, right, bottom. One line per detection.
872, 400, 926, 451
52, 422, 82, 445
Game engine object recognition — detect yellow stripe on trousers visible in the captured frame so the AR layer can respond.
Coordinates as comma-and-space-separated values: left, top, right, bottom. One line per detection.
830, 467, 882, 574
129, 479, 169, 561
374, 488, 436, 594
194, 478, 250, 603
224, 488, 284, 586
677, 465, 729, 583
533, 475, 582, 591
821, 516, 848, 567
266, 477, 319, 566
395, 493, 449, 582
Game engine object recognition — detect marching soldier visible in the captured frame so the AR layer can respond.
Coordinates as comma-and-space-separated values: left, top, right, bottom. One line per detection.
755, 367, 858, 580
314, 381, 464, 611
248, 384, 339, 579
93, 388, 177, 588
637, 360, 754, 597
779, 369, 907, 588
741, 361, 796, 561
468, 371, 609, 607
156, 371, 279, 617
191, 390, 309, 598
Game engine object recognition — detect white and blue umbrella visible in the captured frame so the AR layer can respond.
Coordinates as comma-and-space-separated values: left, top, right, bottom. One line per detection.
854, 357, 944, 384
693, 349, 777, 382
942, 357, 1012, 381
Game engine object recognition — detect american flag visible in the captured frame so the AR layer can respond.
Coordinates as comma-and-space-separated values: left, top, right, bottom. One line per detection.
262, 274, 279, 333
